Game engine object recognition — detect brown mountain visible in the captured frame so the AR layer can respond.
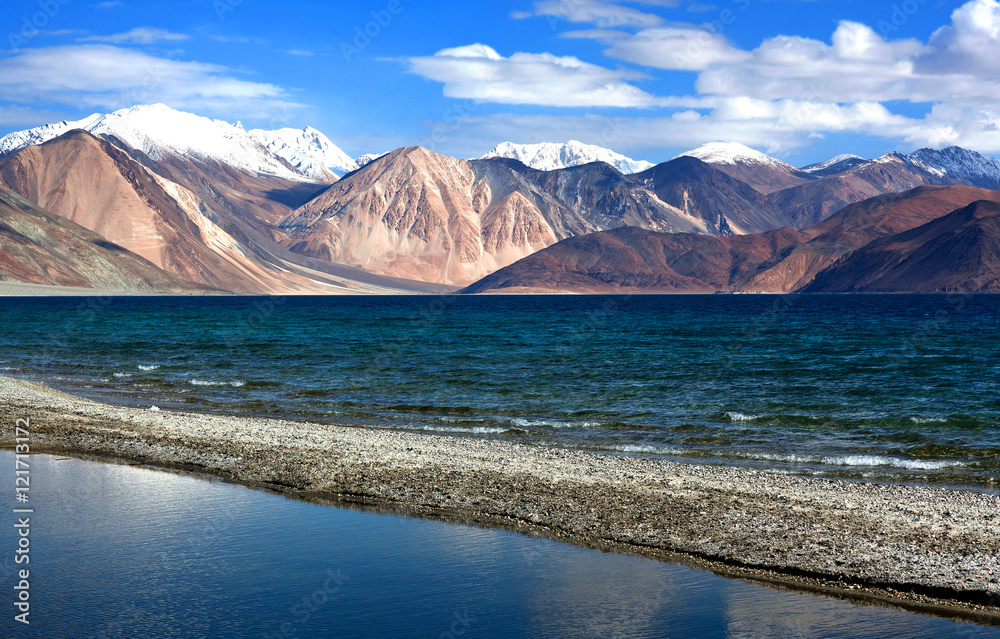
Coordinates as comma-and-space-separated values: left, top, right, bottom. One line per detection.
479, 159, 708, 234
0, 131, 446, 294
278, 148, 733, 286
677, 142, 816, 195
803, 200, 1000, 293
465, 185, 1000, 295
462, 226, 806, 294
627, 156, 796, 233
766, 154, 949, 229
279, 149, 800, 286
0, 185, 204, 291
736, 185, 1000, 293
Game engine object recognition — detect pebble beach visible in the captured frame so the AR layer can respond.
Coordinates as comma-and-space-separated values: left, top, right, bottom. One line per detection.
2, 375, 998, 624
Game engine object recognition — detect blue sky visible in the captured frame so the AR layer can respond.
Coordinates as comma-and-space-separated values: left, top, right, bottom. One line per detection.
1, 0, 996, 166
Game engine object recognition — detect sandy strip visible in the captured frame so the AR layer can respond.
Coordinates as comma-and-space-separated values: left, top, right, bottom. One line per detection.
0, 282, 215, 297
1, 376, 998, 622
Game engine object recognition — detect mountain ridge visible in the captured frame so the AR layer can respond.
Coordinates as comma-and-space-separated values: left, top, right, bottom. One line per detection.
479, 140, 654, 174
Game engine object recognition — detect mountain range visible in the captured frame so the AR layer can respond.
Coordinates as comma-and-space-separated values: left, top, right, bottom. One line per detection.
479, 140, 654, 174
465, 185, 1000, 294
2, 104, 1000, 294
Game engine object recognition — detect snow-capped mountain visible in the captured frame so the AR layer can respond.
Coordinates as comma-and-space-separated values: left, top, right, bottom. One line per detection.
674, 141, 789, 167
0, 114, 105, 156
247, 126, 357, 181
800, 154, 865, 175
0, 104, 311, 181
674, 142, 814, 194
355, 152, 386, 168
906, 147, 1000, 190
794, 147, 1000, 190
479, 141, 654, 174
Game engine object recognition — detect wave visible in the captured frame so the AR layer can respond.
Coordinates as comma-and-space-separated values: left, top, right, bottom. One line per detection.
511, 418, 601, 429
823, 454, 967, 470
724, 411, 765, 422
410, 425, 514, 435
612, 444, 686, 456
737, 451, 968, 470
138, 364, 161, 371
189, 379, 246, 388
910, 416, 948, 424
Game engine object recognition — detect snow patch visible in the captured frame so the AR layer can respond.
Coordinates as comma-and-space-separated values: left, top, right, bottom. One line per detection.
480, 140, 654, 174
800, 154, 864, 173
248, 126, 357, 181
675, 141, 790, 168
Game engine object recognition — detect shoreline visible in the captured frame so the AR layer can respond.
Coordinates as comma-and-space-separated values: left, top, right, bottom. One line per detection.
2, 376, 998, 625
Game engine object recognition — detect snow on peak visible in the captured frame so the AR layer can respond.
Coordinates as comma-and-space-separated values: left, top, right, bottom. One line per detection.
674, 141, 789, 167
355, 152, 387, 168
248, 126, 358, 181
479, 140, 654, 174
800, 154, 864, 173
906, 146, 1000, 186
0, 104, 325, 181
0, 113, 107, 157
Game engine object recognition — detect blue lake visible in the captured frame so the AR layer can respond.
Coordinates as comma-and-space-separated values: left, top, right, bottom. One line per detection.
2, 451, 998, 638
0, 294, 998, 489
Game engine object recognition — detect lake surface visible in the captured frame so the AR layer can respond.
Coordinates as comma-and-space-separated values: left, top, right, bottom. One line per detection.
0, 294, 998, 489
3, 451, 997, 638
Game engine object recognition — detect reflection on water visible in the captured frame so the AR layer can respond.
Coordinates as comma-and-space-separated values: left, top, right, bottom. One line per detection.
2, 451, 997, 638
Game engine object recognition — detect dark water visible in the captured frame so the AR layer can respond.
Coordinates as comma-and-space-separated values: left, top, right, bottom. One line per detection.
3, 451, 997, 638
1, 294, 998, 489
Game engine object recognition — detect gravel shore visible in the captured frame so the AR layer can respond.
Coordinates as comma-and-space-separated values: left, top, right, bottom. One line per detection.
2, 375, 998, 623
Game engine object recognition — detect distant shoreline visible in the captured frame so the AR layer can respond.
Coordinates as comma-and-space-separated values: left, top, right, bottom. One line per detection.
1, 375, 998, 625
3, 282, 1000, 297
0, 282, 216, 297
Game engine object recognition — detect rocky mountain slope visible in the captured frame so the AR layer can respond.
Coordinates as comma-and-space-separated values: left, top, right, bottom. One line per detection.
628, 156, 795, 235
737, 185, 1000, 293
675, 142, 815, 195
803, 200, 1000, 293
464, 185, 1000, 294
0, 131, 447, 294
462, 225, 806, 294
0, 185, 206, 292
277, 148, 799, 286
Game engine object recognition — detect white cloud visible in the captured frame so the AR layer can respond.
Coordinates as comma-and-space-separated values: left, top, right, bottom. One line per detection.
0, 105, 71, 128
79, 27, 190, 44
444, 98, 923, 158
0, 45, 300, 119
515, 0, 667, 29
919, 0, 1000, 75
403, 1, 1000, 153
405, 43, 669, 108
568, 25, 750, 71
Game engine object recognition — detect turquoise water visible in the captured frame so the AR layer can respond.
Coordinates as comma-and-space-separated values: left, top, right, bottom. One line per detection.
0, 294, 998, 488
4, 451, 997, 638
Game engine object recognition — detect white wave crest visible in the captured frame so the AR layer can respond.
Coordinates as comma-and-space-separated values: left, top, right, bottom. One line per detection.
411, 425, 510, 434
613, 444, 686, 456
725, 411, 764, 422
189, 379, 245, 388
